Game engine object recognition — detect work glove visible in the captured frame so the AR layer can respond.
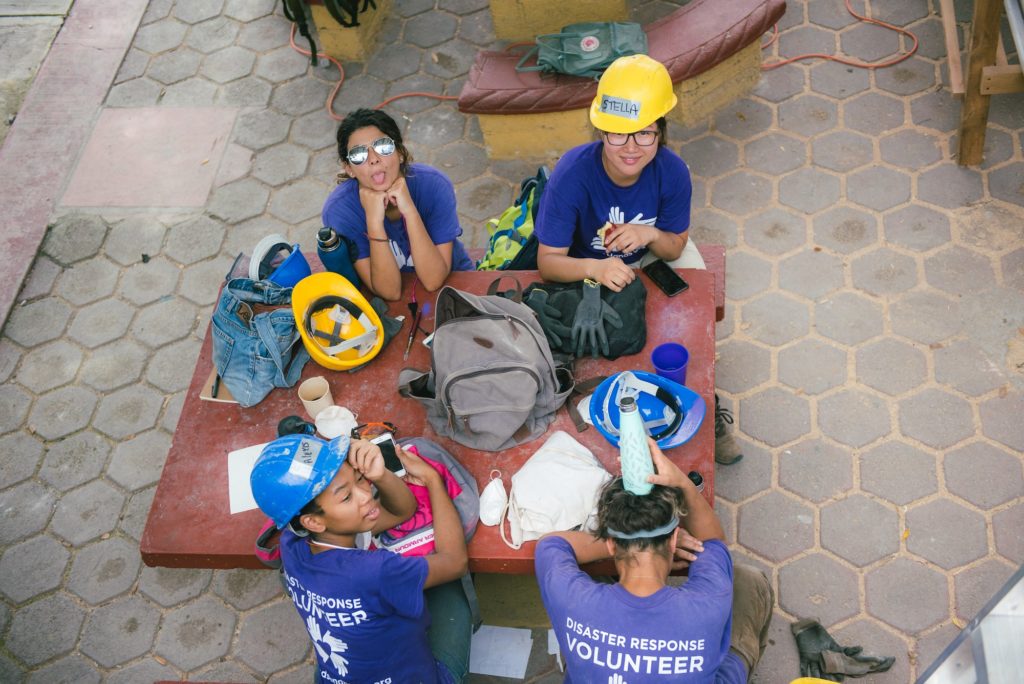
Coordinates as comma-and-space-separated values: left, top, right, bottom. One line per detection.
525, 289, 571, 350
791, 618, 894, 681
571, 280, 623, 358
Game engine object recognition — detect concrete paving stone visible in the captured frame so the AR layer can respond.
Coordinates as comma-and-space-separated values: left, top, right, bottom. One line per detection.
384, 74, 450, 116
810, 129, 874, 172
748, 612, 801, 683
737, 491, 814, 562
689, 211, 738, 252
329, 72, 389, 113
810, 59, 871, 99
843, 92, 906, 136
458, 4, 495, 45
67, 536, 141, 604
740, 387, 811, 447
879, 129, 943, 170
180, 256, 237, 305
830, 619, 911, 684
16, 255, 61, 301
711, 169, 775, 216
851, 247, 918, 295
271, 76, 334, 117
856, 338, 927, 395
958, 201, 1022, 252
208, 177, 271, 223
883, 203, 951, 252
993, 503, 1024, 563
818, 387, 891, 447
234, 108, 292, 151
92, 384, 165, 440
778, 24, 836, 59
779, 94, 838, 138
744, 207, 808, 255
714, 98, 774, 140
714, 439, 772, 503
779, 167, 841, 214
67, 297, 135, 349
224, 214, 292, 255
195, 660, 261, 683
423, 37, 479, 80
147, 46, 203, 85
406, 105, 470, 148
934, 339, 1008, 397
79, 595, 162, 668
154, 595, 237, 670
978, 392, 1024, 452
160, 75, 218, 106
50, 478, 125, 546
917, 164, 984, 209
139, 565, 213, 607
15, 340, 81, 393
841, 20, 901, 62
988, 161, 1024, 207
201, 44, 256, 84
254, 46, 309, 85
779, 438, 853, 502
212, 568, 284, 610
946, 440, 1023, 510
752, 63, 806, 104
913, 623, 960, 676
715, 499, 736, 544
131, 297, 198, 348
821, 494, 900, 566
164, 215, 226, 265
874, 0, 930, 24
119, 484, 156, 542
269, 665, 320, 684
291, 112, 339, 152
134, 17, 188, 54
439, 0, 489, 15
955, 560, 1017, 623
105, 215, 168, 266
0, 652, 26, 682
146, 337, 200, 393
986, 88, 1024, 127
235, 599, 310, 674
906, 499, 987, 570
107, 429, 171, 491
924, 245, 997, 296
778, 338, 847, 394
51, 255, 116, 306
215, 141, 256, 186
778, 248, 845, 300
115, 47, 150, 84
38, 430, 110, 492
815, 291, 884, 346
0, 383, 31, 436
404, 9, 457, 47
117, 258, 181, 306
0, 534, 69, 602
848, 165, 912, 212
457, 176, 515, 223
105, 76, 163, 106
104, 657, 178, 684
174, 0, 224, 24
1002, 248, 1024, 289
971, 127, 1016, 170
27, 385, 98, 441
741, 292, 810, 346
860, 440, 938, 506
432, 141, 490, 186
876, 56, 937, 96
161, 390, 186, 433
141, 0, 172, 23
80, 339, 148, 392
808, 0, 866, 29
366, 42, 423, 82
252, 144, 312, 187
898, 388, 974, 450
268, 178, 327, 224
5, 592, 85, 666
4, 296, 72, 347
0, 339, 18, 384
715, 339, 771, 393
866, 557, 948, 633
0, 431, 42, 488
237, 15, 290, 53
910, 89, 961, 132
778, 554, 860, 625
224, 0, 277, 22
290, 218, 326, 255
679, 135, 739, 179
24, 654, 100, 684
187, 15, 241, 53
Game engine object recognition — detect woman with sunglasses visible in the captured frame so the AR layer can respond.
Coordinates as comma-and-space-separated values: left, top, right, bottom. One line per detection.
322, 109, 473, 301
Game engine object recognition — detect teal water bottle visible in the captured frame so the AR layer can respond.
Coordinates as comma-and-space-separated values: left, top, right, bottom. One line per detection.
316, 227, 361, 289
619, 396, 654, 495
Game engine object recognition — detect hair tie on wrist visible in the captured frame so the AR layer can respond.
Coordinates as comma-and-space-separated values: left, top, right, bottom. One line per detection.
367, 235, 389, 243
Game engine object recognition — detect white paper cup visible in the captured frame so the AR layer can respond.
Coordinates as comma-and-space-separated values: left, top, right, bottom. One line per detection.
315, 405, 357, 440
298, 376, 333, 420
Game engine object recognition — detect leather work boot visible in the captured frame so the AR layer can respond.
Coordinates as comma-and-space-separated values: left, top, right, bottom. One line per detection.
714, 394, 743, 465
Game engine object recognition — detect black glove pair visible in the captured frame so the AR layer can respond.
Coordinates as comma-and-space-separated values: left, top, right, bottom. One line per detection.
792, 618, 895, 681
525, 281, 622, 358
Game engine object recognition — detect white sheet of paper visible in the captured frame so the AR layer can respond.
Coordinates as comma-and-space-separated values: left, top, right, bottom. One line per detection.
227, 442, 269, 514
469, 625, 534, 679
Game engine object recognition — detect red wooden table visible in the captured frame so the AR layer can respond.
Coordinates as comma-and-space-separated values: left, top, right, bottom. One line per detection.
141, 269, 716, 573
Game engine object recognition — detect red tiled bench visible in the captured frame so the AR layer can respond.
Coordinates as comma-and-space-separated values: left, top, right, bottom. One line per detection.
457, 0, 786, 158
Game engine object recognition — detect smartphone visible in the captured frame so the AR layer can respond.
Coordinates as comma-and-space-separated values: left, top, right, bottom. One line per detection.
642, 260, 689, 297
369, 433, 406, 477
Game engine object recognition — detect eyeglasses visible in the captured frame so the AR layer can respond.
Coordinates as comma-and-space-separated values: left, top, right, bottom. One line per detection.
603, 130, 659, 147
346, 137, 396, 165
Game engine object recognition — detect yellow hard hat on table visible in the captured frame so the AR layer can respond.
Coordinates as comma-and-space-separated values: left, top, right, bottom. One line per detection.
292, 272, 383, 371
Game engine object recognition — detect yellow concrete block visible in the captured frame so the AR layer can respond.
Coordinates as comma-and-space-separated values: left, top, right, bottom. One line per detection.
477, 108, 593, 160
310, 0, 391, 62
489, 0, 628, 42
475, 573, 552, 628
669, 42, 764, 128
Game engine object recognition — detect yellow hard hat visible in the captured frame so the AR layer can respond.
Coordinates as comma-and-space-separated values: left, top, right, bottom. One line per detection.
292, 272, 384, 371
589, 54, 678, 134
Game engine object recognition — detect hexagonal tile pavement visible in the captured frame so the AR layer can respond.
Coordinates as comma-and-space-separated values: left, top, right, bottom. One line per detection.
898, 388, 974, 450
778, 249, 845, 300
79, 596, 162, 667
979, 392, 1024, 453
740, 388, 812, 446
813, 206, 878, 253
860, 440, 938, 506
5, 592, 86, 666
154, 596, 236, 670
815, 292, 884, 346
953, 559, 1017, 624
50, 479, 126, 546
821, 495, 899, 566
779, 438, 853, 502
737, 492, 815, 562
778, 338, 847, 394
944, 442, 1024, 509
778, 554, 860, 626
906, 499, 987, 570
924, 245, 997, 295
883, 204, 951, 252
856, 338, 927, 395
741, 292, 810, 346
811, 129, 874, 172
66, 537, 141, 604
818, 388, 891, 448
890, 291, 961, 344
779, 167, 841, 214
0, 535, 70, 602
866, 557, 948, 633
851, 247, 918, 295
234, 599, 310, 674
715, 339, 771, 394
744, 208, 808, 255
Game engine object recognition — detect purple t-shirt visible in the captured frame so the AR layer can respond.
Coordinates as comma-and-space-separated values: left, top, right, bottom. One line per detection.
534, 141, 692, 264
536, 537, 747, 683
280, 529, 449, 684
321, 162, 473, 272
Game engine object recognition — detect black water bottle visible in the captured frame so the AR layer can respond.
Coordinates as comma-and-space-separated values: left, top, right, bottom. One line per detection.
317, 226, 361, 288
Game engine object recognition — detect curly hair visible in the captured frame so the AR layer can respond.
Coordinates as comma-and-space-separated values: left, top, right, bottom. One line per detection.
594, 477, 686, 559
335, 108, 413, 182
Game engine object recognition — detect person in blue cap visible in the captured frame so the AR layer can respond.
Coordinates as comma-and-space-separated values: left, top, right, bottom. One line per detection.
250, 434, 471, 684
535, 439, 773, 682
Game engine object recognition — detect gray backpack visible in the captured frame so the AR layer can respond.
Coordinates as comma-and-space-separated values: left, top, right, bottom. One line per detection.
399, 286, 574, 451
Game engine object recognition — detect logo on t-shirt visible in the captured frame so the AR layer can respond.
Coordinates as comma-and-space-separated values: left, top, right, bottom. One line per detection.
590, 208, 657, 257
389, 239, 414, 269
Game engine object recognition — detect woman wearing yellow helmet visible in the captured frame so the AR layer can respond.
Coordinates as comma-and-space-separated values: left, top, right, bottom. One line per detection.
322, 108, 473, 301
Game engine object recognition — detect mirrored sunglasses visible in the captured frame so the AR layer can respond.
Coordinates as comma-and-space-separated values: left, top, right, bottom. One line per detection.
346, 137, 396, 165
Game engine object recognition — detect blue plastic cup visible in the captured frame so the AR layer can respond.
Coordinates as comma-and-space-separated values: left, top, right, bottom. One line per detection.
652, 343, 689, 386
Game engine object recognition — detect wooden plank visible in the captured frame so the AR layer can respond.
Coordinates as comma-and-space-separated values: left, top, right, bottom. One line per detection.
981, 64, 1024, 93
996, 34, 1008, 65
939, 0, 965, 94
957, 0, 1003, 165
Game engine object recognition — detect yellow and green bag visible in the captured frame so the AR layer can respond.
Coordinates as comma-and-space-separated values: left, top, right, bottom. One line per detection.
476, 167, 548, 271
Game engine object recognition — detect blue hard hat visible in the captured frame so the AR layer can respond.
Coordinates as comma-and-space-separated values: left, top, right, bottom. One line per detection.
589, 370, 706, 450
250, 434, 350, 529
249, 234, 312, 287
267, 245, 312, 287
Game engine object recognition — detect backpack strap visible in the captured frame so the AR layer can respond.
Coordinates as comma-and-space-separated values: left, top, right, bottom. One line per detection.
255, 518, 282, 569
281, 0, 318, 66
567, 375, 607, 432
486, 276, 523, 302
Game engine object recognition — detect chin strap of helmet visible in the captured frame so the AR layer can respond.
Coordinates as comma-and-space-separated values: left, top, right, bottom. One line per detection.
305, 295, 379, 356
598, 371, 683, 441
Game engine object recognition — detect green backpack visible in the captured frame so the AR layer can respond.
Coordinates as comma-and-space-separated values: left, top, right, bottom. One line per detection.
515, 22, 648, 79
476, 167, 549, 271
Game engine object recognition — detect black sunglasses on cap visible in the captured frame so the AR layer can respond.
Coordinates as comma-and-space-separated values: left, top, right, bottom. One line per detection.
346, 137, 396, 165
